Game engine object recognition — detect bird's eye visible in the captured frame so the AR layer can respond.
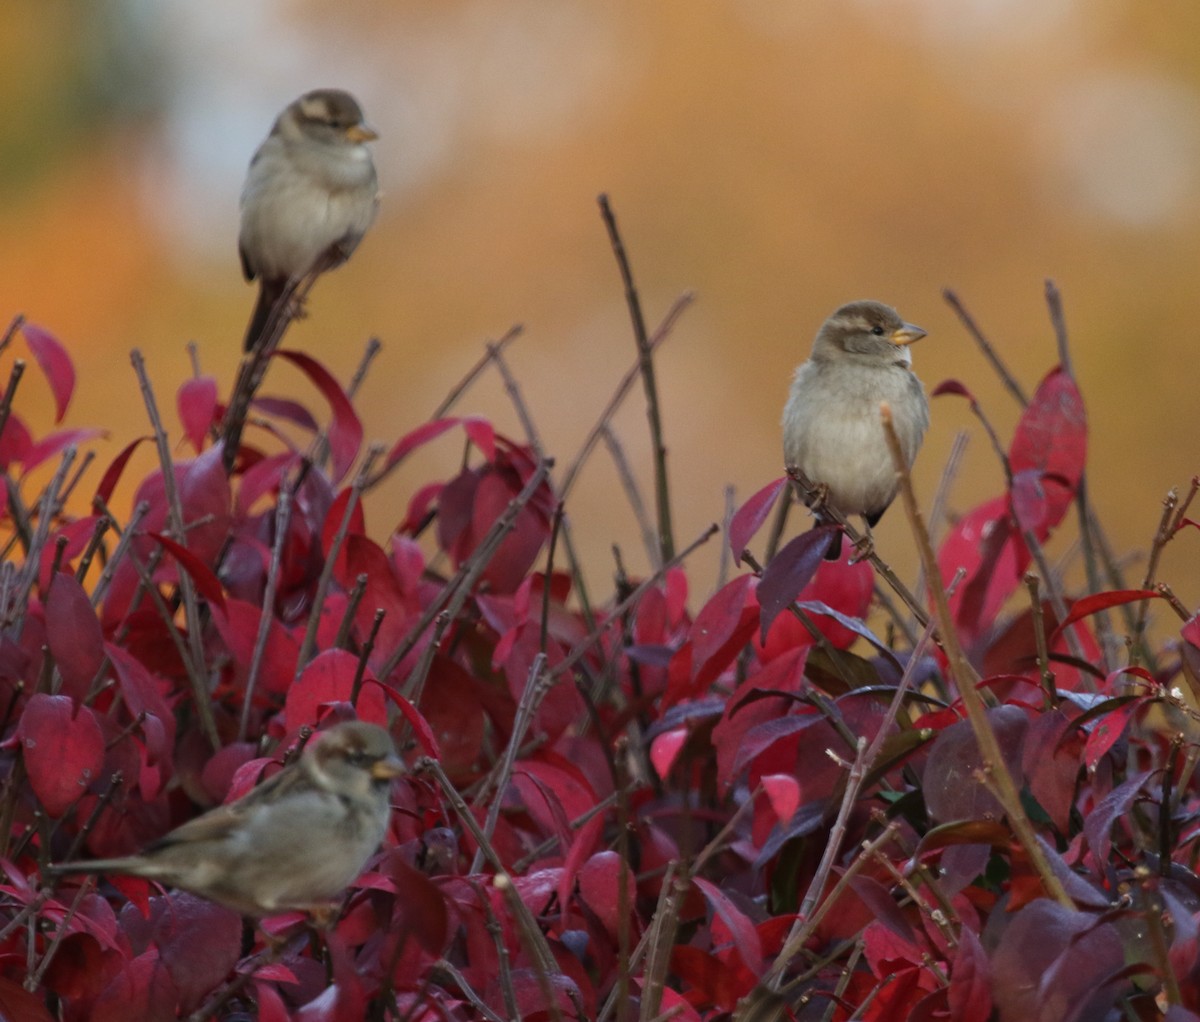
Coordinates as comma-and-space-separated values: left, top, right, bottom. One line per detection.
871, 325, 885, 336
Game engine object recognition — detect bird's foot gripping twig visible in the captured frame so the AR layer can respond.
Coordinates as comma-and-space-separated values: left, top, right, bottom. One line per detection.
847, 526, 875, 565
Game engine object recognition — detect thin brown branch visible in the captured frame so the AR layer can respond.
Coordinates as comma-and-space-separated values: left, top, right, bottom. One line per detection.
561, 291, 694, 500
598, 194, 675, 563
130, 349, 217, 748
880, 400, 1071, 906
942, 289, 1029, 407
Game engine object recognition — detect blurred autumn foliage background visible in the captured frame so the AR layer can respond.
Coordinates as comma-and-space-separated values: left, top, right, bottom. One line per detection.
3, 0, 1198, 608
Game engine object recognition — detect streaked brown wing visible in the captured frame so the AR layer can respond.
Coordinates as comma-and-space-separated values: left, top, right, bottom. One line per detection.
143, 760, 307, 850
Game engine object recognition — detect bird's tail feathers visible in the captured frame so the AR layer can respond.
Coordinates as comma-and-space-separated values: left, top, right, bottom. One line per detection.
243, 278, 287, 353
46, 857, 160, 879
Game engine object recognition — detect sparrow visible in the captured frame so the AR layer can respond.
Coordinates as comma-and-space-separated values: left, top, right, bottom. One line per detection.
782, 300, 929, 560
238, 88, 380, 353
48, 721, 403, 918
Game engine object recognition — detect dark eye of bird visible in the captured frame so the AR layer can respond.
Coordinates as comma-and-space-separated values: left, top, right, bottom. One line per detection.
871, 325, 885, 336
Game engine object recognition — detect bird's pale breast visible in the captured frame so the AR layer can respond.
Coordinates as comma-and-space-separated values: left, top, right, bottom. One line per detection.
783, 359, 928, 517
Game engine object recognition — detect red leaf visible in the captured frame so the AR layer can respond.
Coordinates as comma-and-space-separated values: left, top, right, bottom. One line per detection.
0, 413, 31, 469
577, 849, 636, 941
235, 451, 298, 516
650, 728, 687, 779
757, 528, 836, 639
689, 574, 759, 689
0, 976, 55, 1021
758, 554, 874, 656
94, 436, 151, 507
274, 349, 363, 482
1083, 696, 1146, 770
322, 486, 367, 559
146, 532, 226, 612
924, 706, 1027, 824
17, 694, 104, 816
105, 643, 176, 750
1083, 768, 1152, 866
21, 321, 75, 422
1008, 366, 1087, 538
285, 649, 387, 731
938, 495, 1028, 648
931, 378, 978, 402
23, 428, 104, 474
729, 477, 786, 562
949, 926, 992, 1021
251, 394, 319, 431
154, 893, 242, 1012
462, 415, 496, 460
382, 416, 491, 474
1051, 589, 1160, 645
209, 598, 299, 695
176, 375, 218, 453
762, 774, 800, 822
45, 573, 104, 700
693, 875, 764, 976
376, 682, 441, 759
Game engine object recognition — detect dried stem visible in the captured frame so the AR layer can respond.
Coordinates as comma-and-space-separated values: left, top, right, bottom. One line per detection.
295, 444, 382, 672
785, 467, 930, 629
379, 458, 554, 685
560, 292, 693, 501
0, 360, 27, 451
602, 426, 660, 571
880, 400, 1071, 907
130, 349, 217, 748
942, 289, 1029, 407
431, 324, 523, 421
1024, 572, 1057, 707
598, 194, 675, 563
240, 487, 293, 741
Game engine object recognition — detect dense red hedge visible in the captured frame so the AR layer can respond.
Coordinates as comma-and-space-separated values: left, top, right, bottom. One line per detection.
0, 278, 1197, 1021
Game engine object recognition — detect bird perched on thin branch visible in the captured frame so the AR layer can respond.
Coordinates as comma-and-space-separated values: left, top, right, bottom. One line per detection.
782, 300, 929, 560
48, 721, 403, 920
238, 88, 380, 353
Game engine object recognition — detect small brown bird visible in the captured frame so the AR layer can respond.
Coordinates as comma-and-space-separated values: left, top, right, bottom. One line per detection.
782, 300, 929, 560
48, 721, 403, 918
238, 88, 380, 352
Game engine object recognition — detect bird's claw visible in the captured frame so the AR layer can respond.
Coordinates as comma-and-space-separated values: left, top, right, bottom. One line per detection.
847, 531, 875, 565
807, 482, 830, 514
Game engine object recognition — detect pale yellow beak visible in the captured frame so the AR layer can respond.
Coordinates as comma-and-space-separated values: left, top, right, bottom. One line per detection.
889, 323, 927, 346
346, 123, 379, 143
371, 755, 405, 780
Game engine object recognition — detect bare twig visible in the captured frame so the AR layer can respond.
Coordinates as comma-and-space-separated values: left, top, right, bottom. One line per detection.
785, 467, 930, 629
942, 289, 1029, 407
880, 400, 1071, 906
130, 349, 218, 748
602, 426, 660, 571
379, 458, 554, 686
560, 292, 693, 501
598, 194, 675, 563
295, 444, 382, 672
240, 487, 293, 741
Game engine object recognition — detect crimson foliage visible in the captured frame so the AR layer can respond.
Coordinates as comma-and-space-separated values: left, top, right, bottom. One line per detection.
0, 309, 1196, 1022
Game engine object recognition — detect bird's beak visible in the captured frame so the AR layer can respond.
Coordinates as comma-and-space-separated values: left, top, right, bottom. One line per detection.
371, 755, 405, 780
346, 123, 379, 143
889, 323, 927, 346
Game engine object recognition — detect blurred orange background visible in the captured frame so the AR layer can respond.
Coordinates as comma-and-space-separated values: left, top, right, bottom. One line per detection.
2, 1, 1197, 621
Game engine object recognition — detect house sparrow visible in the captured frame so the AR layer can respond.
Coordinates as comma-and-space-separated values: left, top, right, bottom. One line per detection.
48, 721, 403, 918
239, 88, 380, 352
782, 300, 929, 560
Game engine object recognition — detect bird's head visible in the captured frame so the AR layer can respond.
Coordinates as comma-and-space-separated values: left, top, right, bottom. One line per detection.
812, 300, 926, 366
306, 720, 404, 796
276, 89, 378, 147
